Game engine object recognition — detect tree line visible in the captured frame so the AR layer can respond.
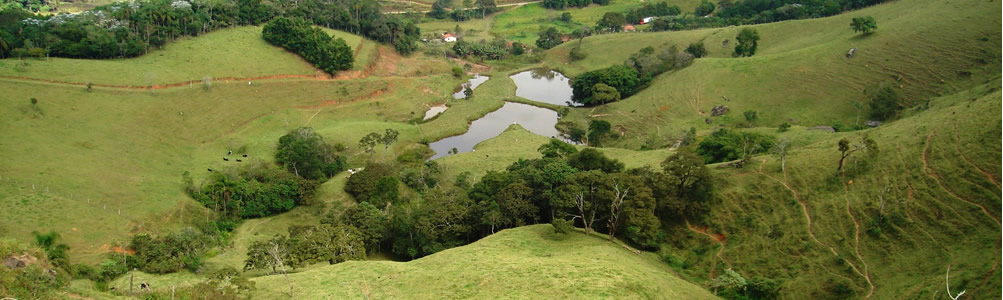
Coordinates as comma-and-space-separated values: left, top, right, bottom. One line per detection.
244, 139, 717, 272
647, 0, 890, 32
0, 0, 421, 59
570, 45, 695, 105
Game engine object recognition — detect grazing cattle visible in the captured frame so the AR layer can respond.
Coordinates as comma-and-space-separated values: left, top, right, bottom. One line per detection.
208, 168, 213, 172
846, 48, 856, 58
223, 157, 229, 161
242, 154, 248, 157
236, 159, 242, 162
228, 150, 232, 155
140, 282, 150, 291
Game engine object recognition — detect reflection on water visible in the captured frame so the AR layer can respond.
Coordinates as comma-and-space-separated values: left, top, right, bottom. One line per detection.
429, 102, 562, 160
453, 74, 490, 99
423, 105, 448, 120
510, 69, 575, 106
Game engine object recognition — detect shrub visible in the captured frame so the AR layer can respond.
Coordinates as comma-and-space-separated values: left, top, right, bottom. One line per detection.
569, 46, 587, 61
685, 42, 707, 58
868, 85, 901, 121
552, 218, 575, 234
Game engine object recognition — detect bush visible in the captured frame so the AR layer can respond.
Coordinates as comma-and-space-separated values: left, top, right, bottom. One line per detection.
552, 218, 575, 234
569, 46, 587, 61
685, 42, 707, 58
868, 85, 901, 121
777, 122, 791, 132
733, 28, 760, 57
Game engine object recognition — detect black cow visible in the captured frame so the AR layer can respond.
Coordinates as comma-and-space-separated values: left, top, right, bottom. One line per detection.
223, 157, 229, 161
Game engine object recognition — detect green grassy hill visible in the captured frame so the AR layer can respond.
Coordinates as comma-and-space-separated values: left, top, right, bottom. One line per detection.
0, 26, 375, 86
250, 224, 720, 299
658, 79, 1001, 299
545, 0, 1000, 148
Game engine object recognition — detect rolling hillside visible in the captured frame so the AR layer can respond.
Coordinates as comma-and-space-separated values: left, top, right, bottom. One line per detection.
250, 224, 720, 299
545, 0, 1000, 148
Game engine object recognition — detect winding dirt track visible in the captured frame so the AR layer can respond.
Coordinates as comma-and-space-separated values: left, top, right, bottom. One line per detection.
756, 159, 873, 292
685, 219, 730, 278
841, 173, 874, 299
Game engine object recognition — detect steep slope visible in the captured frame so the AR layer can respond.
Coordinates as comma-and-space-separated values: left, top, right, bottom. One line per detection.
250, 224, 719, 299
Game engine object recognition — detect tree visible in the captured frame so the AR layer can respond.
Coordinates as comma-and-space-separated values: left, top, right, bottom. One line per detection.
359, 132, 382, 155
850, 16, 877, 34
429, 0, 450, 19
267, 239, 293, 297
538, 139, 578, 159
555, 170, 612, 235
837, 135, 877, 171
597, 12, 626, 32
587, 119, 612, 146
591, 83, 620, 105
567, 148, 624, 173
733, 28, 759, 57
570, 65, 640, 105
381, 129, 399, 153
463, 85, 474, 98
694, 0, 715, 16
771, 138, 791, 172
476, 0, 495, 18
535, 26, 563, 49
496, 181, 538, 227
868, 85, 901, 121
345, 162, 395, 203
276, 127, 347, 180
336, 202, 386, 253
707, 268, 747, 295
685, 42, 707, 58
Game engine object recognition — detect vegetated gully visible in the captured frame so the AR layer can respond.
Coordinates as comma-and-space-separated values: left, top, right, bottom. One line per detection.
427, 69, 575, 160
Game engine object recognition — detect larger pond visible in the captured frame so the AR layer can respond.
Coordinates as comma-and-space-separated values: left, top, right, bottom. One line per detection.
429, 102, 561, 160
509, 69, 575, 106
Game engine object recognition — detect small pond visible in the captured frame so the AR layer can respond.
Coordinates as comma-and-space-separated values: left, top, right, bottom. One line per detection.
429, 102, 562, 160
452, 74, 490, 99
423, 105, 448, 120
509, 69, 575, 106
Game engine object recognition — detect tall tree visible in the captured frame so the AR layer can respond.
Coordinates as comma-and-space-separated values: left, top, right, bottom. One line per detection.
733, 28, 759, 57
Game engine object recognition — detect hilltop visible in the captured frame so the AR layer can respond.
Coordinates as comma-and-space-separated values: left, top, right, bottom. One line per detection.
249, 224, 720, 299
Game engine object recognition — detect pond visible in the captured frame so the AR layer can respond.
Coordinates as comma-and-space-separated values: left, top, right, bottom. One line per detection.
423, 104, 448, 120
429, 102, 562, 160
452, 74, 490, 99
509, 69, 575, 106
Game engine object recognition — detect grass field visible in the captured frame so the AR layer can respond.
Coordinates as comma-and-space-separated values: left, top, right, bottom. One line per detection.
543, 0, 1001, 149
250, 224, 719, 299
0, 26, 373, 85
0, 0, 999, 297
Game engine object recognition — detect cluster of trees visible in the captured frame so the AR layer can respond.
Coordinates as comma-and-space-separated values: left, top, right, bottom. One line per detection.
0, 0, 56, 12
303, 140, 717, 262
648, 0, 890, 32
276, 127, 349, 180
245, 223, 367, 273
428, 0, 499, 21
0, 0, 421, 59
262, 17, 353, 74
696, 128, 775, 163
452, 39, 509, 60
625, 2, 681, 24
128, 228, 215, 274
570, 45, 694, 105
188, 165, 318, 220
542, 0, 609, 10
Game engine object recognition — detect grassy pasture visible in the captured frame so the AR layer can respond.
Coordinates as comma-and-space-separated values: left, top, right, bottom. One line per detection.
545, 0, 1001, 149
0, 26, 373, 85
669, 79, 1002, 298
250, 224, 719, 299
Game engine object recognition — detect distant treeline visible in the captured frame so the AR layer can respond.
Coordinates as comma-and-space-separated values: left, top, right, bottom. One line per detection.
651, 0, 892, 31
0, 0, 421, 59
